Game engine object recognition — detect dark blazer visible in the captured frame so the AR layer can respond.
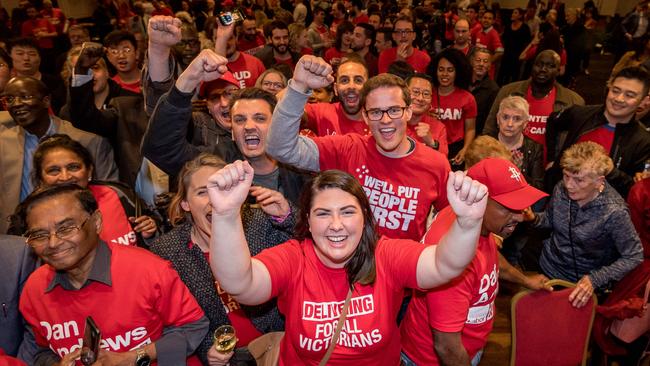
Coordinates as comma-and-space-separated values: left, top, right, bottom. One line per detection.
0, 235, 38, 363
520, 136, 545, 191
61, 79, 145, 189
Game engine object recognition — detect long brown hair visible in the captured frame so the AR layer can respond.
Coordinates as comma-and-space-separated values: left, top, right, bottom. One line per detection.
168, 153, 226, 225
294, 170, 378, 289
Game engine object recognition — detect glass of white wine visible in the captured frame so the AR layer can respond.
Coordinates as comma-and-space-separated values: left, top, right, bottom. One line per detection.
213, 325, 237, 353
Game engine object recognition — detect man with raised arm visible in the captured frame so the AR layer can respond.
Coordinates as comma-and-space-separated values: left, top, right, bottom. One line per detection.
267, 56, 450, 240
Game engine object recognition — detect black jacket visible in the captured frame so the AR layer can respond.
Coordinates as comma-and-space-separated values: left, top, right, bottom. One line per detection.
61, 79, 145, 189
253, 45, 301, 70
546, 104, 650, 197
519, 136, 545, 191
470, 75, 499, 135
141, 85, 243, 176
149, 211, 292, 365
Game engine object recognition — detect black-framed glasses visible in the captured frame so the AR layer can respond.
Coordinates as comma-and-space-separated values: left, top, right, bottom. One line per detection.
25, 216, 91, 248
364, 106, 407, 121
0, 95, 36, 105
393, 29, 414, 36
262, 80, 284, 90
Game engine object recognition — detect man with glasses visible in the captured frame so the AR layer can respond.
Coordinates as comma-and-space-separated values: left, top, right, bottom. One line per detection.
268, 55, 451, 240
17, 184, 208, 365
104, 30, 142, 94
406, 73, 448, 155
0, 76, 118, 233
378, 16, 430, 74
142, 49, 243, 176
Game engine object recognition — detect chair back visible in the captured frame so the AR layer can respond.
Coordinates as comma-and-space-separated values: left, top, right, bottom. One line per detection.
510, 279, 597, 366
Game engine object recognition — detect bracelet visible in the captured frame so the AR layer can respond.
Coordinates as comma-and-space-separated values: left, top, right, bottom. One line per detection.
271, 206, 292, 223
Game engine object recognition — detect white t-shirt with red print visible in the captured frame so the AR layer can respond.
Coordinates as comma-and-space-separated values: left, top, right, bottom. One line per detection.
314, 133, 450, 240
255, 237, 426, 366
400, 207, 499, 365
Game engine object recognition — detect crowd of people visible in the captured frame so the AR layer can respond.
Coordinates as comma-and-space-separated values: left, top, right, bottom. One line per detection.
0, 0, 649, 365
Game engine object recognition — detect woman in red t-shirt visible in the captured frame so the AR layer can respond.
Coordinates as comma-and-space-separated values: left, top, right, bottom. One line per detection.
29, 134, 157, 246
207, 161, 488, 365
323, 21, 354, 69
149, 153, 292, 365
429, 48, 477, 168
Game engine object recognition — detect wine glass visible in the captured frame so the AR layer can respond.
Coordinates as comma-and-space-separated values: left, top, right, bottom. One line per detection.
213, 325, 237, 353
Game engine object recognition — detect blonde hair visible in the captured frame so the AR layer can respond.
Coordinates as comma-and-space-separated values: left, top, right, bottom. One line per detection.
560, 142, 614, 177
168, 153, 226, 226
464, 135, 513, 168
497, 95, 530, 123
288, 23, 307, 53
255, 68, 287, 89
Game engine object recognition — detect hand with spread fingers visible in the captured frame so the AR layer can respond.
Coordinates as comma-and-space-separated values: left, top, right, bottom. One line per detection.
568, 275, 594, 308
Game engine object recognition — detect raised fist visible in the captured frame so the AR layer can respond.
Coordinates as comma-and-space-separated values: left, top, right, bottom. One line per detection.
74, 42, 104, 74
292, 55, 335, 93
148, 16, 182, 48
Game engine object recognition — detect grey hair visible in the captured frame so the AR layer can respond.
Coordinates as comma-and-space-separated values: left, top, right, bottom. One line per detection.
497, 95, 530, 122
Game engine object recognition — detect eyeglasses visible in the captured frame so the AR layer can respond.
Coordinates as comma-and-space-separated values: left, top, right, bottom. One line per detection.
364, 106, 407, 121
207, 88, 237, 101
0, 95, 36, 105
107, 47, 133, 56
410, 89, 432, 98
25, 216, 91, 248
262, 80, 284, 90
393, 29, 414, 36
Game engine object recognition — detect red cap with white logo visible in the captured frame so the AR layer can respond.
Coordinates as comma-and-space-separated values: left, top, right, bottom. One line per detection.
467, 158, 548, 210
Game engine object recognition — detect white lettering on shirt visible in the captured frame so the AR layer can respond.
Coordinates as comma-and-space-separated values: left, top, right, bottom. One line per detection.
467, 264, 498, 325
299, 295, 382, 352
233, 70, 252, 88
357, 171, 419, 232
433, 107, 463, 121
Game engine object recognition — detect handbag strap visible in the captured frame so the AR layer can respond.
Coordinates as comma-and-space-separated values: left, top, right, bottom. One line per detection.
319, 289, 353, 366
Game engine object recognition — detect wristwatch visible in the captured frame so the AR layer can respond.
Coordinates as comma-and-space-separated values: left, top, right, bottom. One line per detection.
135, 347, 151, 366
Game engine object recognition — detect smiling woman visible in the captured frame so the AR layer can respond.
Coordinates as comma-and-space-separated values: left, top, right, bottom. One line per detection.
21, 134, 158, 247
148, 153, 291, 365
207, 160, 488, 365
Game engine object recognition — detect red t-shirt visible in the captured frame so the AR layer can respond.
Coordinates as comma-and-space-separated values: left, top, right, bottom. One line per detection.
237, 33, 266, 52
524, 85, 556, 147
314, 134, 450, 240
19, 243, 205, 365
378, 47, 431, 74
406, 114, 449, 156
21, 18, 55, 49
471, 27, 503, 53
41, 8, 65, 34
255, 237, 426, 365
111, 75, 141, 94
229, 52, 266, 89
628, 178, 650, 255
577, 124, 616, 154
323, 47, 347, 65
400, 207, 499, 365
432, 88, 478, 145
197, 247, 262, 346
353, 14, 369, 24
305, 102, 369, 136
89, 184, 137, 246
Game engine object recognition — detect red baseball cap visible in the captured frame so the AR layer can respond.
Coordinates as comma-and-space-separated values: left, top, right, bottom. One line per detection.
199, 71, 240, 98
467, 158, 548, 210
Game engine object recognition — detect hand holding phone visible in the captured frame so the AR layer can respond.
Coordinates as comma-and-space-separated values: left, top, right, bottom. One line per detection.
81, 316, 101, 366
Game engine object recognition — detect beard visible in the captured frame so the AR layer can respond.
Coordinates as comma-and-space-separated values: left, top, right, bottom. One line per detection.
272, 43, 288, 54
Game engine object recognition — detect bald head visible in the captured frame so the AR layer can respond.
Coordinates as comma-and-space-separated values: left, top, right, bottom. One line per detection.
531, 50, 561, 86
454, 18, 471, 46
